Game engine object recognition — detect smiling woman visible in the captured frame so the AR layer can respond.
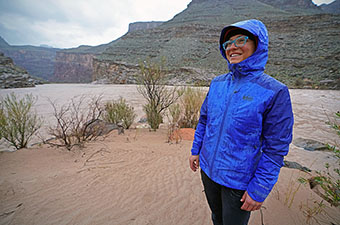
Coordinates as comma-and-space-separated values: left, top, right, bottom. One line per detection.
189, 19, 294, 225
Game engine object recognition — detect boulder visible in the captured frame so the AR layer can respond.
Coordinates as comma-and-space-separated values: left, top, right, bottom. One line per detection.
292, 137, 329, 151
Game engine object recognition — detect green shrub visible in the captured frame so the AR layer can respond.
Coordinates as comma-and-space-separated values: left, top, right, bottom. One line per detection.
136, 58, 182, 130
103, 97, 136, 129
143, 103, 163, 131
0, 93, 41, 149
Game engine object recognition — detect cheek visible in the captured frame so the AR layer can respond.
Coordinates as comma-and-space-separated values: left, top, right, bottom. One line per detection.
226, 50, 230, 60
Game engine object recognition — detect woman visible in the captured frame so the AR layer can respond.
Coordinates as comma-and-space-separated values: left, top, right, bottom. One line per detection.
189, 19, 294, 225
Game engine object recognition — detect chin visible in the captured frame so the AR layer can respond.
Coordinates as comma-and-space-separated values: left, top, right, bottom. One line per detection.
229, 60, 241, 64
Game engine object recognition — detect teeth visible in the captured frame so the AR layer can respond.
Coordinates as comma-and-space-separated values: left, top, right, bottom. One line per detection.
231, 54, 240, 57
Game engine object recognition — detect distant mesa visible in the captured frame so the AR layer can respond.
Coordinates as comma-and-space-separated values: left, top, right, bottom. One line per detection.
128, 21, 164, 32
39, 44, 54, 48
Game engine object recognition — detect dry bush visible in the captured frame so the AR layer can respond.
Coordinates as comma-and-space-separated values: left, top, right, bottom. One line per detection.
166, 87, 205, 143
102, 97, 136, 129
167, 103, 182, 143
0, 93, 42, 149
178, 87, 206, 129
47, 95, 104, 150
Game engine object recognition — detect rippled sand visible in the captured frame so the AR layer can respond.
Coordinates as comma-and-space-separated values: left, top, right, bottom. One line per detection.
0, 84, 339, 225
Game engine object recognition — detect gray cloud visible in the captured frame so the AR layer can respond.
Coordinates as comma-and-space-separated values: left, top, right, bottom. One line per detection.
0, 0, 333, 48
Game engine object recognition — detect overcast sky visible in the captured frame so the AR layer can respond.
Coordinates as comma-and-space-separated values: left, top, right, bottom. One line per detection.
0, 0, 335, 49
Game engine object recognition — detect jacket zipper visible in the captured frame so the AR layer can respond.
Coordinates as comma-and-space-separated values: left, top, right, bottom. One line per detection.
209, 74, 241, 177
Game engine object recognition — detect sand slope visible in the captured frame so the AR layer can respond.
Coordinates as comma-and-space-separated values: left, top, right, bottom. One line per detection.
1, 128, 339, 225
1, 86, 340, 224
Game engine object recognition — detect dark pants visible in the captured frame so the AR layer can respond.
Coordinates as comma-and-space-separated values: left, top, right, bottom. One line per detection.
201, 170, 251, 225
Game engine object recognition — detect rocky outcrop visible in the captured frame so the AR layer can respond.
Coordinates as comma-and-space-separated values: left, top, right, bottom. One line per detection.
53, 52, 94, 83
92, 59, 139, 84
0, 52, 43, 89
92, 58, 215, 85
128, 21, 163, 32
258, 0, 320, 12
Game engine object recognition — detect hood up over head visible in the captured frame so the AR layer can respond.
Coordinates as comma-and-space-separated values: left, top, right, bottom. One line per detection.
219, 19, 268, 75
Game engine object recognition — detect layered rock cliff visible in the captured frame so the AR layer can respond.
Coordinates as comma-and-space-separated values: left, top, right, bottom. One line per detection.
128, 21, 164, 32
0, 52, 43, 89
52, 21, 166, 83
0, 37, 57, 81
53, 52, 94, 83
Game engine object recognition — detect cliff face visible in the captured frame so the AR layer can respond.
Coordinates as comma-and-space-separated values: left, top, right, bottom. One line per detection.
0, 37, 57, 81
0, 52, 43, 89
53, 21, 166, 84
53, 52, 94, 83
128, 21, 163, 32
92, 59, 139, 84
0, 47, 57, 81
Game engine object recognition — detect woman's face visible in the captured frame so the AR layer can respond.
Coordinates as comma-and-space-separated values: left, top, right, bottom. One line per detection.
226, 34, 256, 64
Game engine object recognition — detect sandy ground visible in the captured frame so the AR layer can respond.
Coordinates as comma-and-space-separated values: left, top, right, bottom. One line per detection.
0, 85, 340, 225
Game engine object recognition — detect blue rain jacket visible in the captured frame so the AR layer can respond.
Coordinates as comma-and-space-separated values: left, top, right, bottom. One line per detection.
191, 19, 294, 202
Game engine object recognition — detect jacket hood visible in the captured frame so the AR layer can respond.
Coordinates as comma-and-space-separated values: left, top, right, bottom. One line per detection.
220, 19, 268, 75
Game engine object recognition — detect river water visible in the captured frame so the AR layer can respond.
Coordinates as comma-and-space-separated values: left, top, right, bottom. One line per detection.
0, 84, 339, 156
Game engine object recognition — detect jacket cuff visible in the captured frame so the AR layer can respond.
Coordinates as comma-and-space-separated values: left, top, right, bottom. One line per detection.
191, 147, 200, 155
246, 179, 271, 202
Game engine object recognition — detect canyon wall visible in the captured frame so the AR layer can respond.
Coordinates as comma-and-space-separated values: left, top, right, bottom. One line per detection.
53, 52, 94, 83
0, 52, 43, 88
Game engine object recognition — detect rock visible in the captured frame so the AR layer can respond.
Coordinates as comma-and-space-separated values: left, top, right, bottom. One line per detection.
53, 52, 94, 83
283, 160, 311, 172
138, 117, 148, 123
128, 21, 163, 32
0, 52, 42, 89
0, 39, 57, 81
84, 119, 124, 136
293, 137, 329, 151
319, 79, 335, 84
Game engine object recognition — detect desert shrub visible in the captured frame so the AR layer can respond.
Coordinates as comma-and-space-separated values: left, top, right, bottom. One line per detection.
136, 58, 182, 130
48, 95, 104, 150
167, 87, 206, 129
178, 87, 206, 129
144, 103, 163, 131
167, 103, 182, 143
103, 97, 136, 129
0, 93, 41, 149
